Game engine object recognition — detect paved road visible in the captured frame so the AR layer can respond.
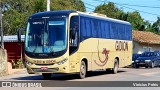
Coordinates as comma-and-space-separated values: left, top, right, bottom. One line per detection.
1, 67, 160, 81
0, 67, 160, 90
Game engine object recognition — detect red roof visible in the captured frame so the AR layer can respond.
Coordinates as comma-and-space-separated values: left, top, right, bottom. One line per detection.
132, 30, 160, 44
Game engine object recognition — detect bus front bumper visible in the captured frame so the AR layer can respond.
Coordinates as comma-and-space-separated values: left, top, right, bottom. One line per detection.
26, 63, 69, 74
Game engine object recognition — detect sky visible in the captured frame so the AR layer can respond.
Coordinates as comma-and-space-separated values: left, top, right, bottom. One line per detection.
81, 0, 160, 23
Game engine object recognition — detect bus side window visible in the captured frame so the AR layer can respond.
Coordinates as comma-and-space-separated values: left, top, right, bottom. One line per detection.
70, 16, 79, 47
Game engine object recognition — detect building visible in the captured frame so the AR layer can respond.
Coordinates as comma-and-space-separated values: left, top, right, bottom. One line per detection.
0, 35, 25, 63
133, 30, 160, 54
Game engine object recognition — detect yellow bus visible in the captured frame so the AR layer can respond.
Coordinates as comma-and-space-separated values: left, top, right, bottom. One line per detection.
18, 10, 132, 79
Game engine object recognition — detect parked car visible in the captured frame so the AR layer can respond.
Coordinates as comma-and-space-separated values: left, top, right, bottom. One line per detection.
132, 54, 141, 64
133, 51, 160, 68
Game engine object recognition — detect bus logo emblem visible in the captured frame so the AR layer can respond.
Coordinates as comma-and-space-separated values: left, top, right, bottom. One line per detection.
94, 48, 110, 66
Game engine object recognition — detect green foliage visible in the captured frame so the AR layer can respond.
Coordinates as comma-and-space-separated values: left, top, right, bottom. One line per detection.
2, 0, 160, 35
95, 2, 123, 19
94, 2, 160, 34
34, 0, 46, 12
145, 21, 152, 32
1, 0, 85, 35
126, 11, 145, 30
151, 17, 160, 34
2, 0, 34, 35
11, 59, 24, 69
50, 0, 85, 11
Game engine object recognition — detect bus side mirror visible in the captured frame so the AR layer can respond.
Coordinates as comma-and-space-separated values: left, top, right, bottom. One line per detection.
17, 28, 25, 42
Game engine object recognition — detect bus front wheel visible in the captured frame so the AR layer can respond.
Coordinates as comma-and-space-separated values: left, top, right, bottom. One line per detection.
112, 58, 119, 74
78, 61, 86, 79
42, 73, 52, 79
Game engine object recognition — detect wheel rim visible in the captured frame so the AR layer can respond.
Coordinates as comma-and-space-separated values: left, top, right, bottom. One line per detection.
80, 62, 86, 77
114, 61, 118, 72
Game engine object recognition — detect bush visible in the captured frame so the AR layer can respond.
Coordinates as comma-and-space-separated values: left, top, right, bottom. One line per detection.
12, 59, 24, 69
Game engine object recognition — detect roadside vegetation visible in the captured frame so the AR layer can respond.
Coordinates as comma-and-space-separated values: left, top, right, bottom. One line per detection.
1, 0, 160, 35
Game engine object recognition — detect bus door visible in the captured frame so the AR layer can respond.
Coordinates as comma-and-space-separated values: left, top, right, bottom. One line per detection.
69, 16, 79, 72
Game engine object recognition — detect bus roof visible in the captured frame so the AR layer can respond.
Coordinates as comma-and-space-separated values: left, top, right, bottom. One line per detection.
77, 11, 131, 25
30, 10, 76, 19
29, 10, 131, 25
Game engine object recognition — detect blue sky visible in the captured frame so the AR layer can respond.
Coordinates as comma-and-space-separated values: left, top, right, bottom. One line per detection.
81, 0, 160, 23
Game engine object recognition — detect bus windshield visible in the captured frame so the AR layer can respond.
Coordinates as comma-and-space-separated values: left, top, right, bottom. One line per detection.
25, 17, 67, 53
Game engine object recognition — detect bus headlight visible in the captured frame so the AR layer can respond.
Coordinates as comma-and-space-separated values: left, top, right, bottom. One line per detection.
26, 61, 34, 66
57, 58, 68, 65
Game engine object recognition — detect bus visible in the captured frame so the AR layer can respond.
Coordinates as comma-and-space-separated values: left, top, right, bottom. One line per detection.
18, 10, 132, 79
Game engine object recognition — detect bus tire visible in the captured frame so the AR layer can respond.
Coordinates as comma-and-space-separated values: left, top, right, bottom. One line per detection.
42, 73, 52, 79
112, 58, 119, 74
78, 61, 86, 79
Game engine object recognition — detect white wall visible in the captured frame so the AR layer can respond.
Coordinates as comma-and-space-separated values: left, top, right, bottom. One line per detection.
133, 41, 160, 54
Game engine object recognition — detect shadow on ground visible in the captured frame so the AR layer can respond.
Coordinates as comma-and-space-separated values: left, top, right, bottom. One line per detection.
12, 70, 126, 81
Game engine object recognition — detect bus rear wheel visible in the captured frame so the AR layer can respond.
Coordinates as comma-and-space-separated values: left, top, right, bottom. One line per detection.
112, 58, 119, 74
42, 73, 52, 79
78, 61, 86, 79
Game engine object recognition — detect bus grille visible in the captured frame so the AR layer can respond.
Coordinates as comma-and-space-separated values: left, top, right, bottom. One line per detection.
32, 68, 59, 72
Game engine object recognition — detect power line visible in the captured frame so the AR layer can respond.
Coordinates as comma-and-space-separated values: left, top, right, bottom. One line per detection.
93, 0, 160, 16
116, 4, 160, 16
115, 3, 160, 9
93, 0, 160, 9
84, 1, 157, 22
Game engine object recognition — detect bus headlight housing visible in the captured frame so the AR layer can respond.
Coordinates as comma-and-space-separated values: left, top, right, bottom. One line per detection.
57, 58, 68, 65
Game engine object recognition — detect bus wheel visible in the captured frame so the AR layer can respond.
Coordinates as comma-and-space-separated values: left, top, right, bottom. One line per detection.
42, 73, 52, 79
112, 58, 119, 74
78, 61, 86, 79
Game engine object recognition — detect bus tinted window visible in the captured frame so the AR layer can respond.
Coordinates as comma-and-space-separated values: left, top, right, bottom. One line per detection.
80, 16, 132, 41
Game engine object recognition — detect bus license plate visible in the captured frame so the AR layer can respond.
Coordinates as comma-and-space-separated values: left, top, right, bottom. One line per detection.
41, 67, 48, 70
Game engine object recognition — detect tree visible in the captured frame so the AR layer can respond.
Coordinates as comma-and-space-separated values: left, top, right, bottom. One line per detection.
145, 20, 152, 32
34, 0, 46, 12
152, 17, 160, 34
50, 0, 86, 12
94, 2, 123, 19
126, 11, 145, 30
94, 3, 147, 31
2, 0, 34, 35
1, 0, 86, 35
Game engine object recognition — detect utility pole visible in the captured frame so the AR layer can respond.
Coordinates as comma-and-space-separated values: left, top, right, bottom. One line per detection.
0, 2, 4, 49
47, 0, 50, 11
